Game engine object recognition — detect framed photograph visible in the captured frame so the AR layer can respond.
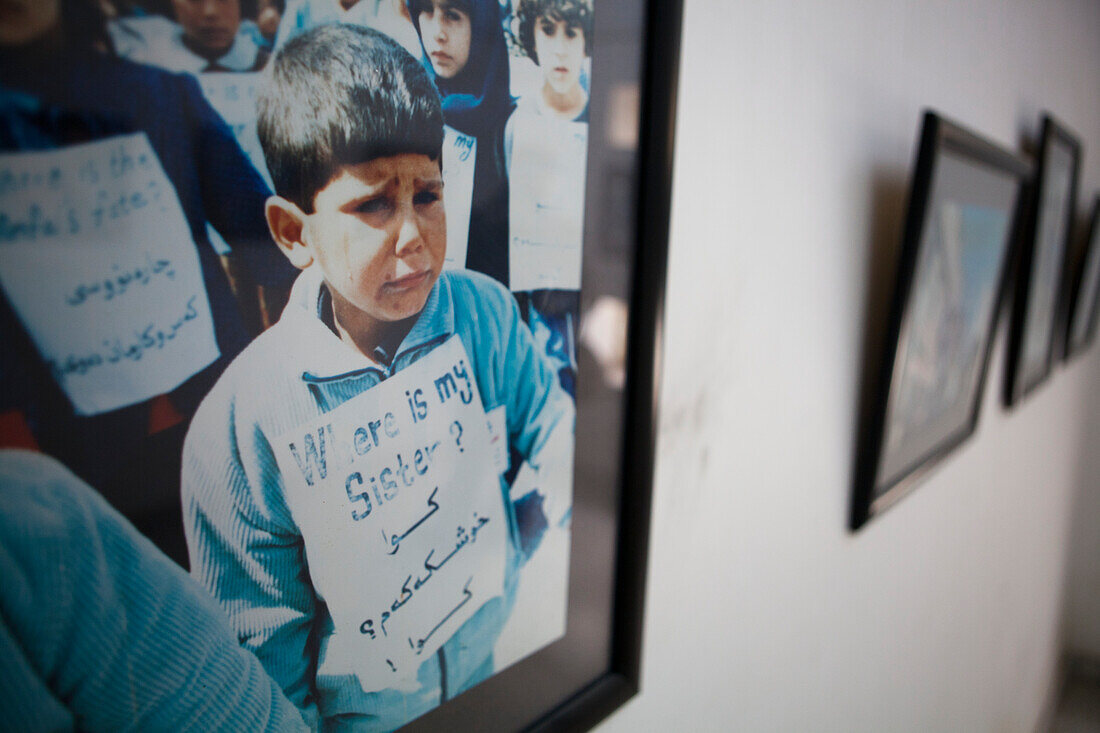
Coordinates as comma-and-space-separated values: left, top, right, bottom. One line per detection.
851, 112, 1029, 529
1064, 196, 1100, 359
0, 0, 679, 730
1005, 114, 1081, 404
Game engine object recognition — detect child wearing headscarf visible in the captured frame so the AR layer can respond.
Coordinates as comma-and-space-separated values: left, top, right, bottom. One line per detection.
409, 0, 515, 287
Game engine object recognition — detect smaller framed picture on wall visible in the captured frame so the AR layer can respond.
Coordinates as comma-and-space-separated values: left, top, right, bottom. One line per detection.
1005, 114, 1082, 404
852, 112, 1029, 529
1064, 196, 1100, 359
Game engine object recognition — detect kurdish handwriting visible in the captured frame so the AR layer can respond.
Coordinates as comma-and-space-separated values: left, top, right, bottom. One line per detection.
382, 487, 440, 555
358, 513, 491, 642
409, 578, 474, 655
48, 296, 201, 378
66, 254, 175, 306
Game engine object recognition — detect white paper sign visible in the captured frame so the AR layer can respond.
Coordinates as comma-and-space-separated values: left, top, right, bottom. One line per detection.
441, 125, 475, 272
199, 73, 274, 190
0, 133, 220, 416
508, 115, 588, 291
272, 335, 507, 691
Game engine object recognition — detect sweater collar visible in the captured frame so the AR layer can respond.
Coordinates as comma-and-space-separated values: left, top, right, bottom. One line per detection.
282, 265, 454, 382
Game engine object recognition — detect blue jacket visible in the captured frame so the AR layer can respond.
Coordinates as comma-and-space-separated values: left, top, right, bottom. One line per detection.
0, 449, 307, 732
182, 266, 573, 730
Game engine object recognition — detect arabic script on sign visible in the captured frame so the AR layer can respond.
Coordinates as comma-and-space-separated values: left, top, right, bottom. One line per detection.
273, 336, 507, 691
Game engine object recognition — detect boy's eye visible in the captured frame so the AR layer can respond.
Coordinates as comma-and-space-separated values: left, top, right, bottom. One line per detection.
565, 26, 579, 39
413, 189, 441, 207
355, 197, 393, 216
444, 8, 465, 22
540, 21, 556, 35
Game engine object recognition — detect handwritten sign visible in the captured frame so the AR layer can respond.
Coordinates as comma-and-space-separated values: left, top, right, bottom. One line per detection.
272, 336, 507, 691
199, 73, 274, 190
508, 114, 588, 291
441, 125, 475, 272
0, 133, 220, 415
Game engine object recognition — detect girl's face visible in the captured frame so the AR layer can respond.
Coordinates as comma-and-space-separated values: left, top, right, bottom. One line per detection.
418, 1, 471, 80
534, 15, 585, 95
0, 0, 60, 47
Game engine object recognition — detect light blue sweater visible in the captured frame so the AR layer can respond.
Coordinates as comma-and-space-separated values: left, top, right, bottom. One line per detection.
0, 449, 307, 732
182, 267, 573, 730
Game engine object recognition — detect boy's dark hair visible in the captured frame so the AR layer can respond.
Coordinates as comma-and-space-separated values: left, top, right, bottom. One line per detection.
515, 0, 593, 62
257, 24, 445, 211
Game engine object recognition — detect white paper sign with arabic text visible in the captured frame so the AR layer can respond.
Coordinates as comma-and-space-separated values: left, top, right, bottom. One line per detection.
0, 133, 219, 415
272, 335, 507, 692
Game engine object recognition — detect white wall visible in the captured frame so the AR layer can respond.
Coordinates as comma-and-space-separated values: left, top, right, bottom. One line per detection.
599, 1, 1100, 731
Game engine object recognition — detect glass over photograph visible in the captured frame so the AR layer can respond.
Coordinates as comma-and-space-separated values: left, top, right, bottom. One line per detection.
0, 0, 605, 729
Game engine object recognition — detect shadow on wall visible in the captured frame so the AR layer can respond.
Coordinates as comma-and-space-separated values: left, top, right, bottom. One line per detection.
850, 164, 910, 519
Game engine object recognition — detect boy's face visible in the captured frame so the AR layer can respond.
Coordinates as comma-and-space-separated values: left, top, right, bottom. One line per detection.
417, 1, 471, 80
535, 15, 586, 95
173, 0, 241, 56
301, 154, 447, 327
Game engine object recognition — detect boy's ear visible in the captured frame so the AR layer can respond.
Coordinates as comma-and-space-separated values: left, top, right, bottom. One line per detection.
265, 196, 314, 270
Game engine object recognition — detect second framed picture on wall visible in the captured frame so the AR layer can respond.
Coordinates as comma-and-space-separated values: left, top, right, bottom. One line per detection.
852, 112, 1030, 529
1064, 196, 1100, 358
1005, 114, 1082, 404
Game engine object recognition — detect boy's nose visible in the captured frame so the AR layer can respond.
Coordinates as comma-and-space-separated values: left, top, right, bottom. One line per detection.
394, 215, 423, 255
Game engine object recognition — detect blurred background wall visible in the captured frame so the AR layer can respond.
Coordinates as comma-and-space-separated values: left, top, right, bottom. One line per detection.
598, 1, 1100, 730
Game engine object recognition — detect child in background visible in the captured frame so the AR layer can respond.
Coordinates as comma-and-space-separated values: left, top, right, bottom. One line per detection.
273, 0, 423, 56
111, 0, 271, 73
409, 0, 515, 287
182, 24, 572, 730
256, 0, 283, 42
504, 0, 593, 395
511, 0, 590, 121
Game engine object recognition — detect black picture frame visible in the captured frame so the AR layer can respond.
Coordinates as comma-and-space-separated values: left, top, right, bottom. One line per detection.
1005, 114, 1081, 405
401, 0, 683, 728
0, 0, 681, 727
851, 112, 1029, 530
1063, 196, 1100, 359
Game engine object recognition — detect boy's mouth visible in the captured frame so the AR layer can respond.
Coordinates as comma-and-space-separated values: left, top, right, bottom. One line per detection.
384, 270, 432, 291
